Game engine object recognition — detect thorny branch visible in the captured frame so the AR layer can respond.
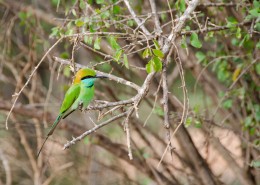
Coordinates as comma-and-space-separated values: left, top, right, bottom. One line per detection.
1, 0, 259, 184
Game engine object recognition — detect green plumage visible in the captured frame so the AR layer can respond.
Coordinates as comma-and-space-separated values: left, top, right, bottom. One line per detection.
37, 68, 106, 158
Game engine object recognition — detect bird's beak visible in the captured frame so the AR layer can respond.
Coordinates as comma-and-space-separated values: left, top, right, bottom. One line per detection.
95, 74, 108, 79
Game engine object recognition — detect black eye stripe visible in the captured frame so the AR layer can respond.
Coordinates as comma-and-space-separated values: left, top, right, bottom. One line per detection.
81, 75, 95, 80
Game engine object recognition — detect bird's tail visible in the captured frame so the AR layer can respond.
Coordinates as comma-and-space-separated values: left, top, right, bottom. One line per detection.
47, 113, 63, 136
36, 113, 63, 158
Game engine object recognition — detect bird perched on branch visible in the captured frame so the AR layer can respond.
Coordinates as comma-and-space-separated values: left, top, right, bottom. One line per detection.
37, 68, 107, 158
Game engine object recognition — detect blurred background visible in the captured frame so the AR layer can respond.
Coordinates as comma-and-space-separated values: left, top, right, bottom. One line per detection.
0, 0, 259, 185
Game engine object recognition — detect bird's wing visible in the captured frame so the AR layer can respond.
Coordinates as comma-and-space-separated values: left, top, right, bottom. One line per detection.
37, 84, 81, 158
59, 83, 81, 114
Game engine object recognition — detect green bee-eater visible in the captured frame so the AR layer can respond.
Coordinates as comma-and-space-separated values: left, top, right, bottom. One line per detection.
37, 68, 107, 158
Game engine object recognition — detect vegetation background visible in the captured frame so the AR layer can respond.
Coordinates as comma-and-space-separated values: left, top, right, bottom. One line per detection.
0, 0, 259, 185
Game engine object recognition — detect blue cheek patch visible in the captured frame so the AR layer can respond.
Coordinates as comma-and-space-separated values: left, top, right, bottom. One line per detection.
82, 78, 95, 88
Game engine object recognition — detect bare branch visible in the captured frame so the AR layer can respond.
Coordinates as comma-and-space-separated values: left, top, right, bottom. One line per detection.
123, 0, 151, 36
63, 111, 129, 149
53, 57, 141, 91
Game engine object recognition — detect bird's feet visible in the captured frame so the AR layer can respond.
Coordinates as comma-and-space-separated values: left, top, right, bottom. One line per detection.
78, 101, 83, 112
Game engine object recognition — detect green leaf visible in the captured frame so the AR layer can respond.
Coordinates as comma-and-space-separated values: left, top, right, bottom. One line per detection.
79, 0, 86, 10
194, 120, 202, 128
239, 34, 250, 47
89, 24, 96, 32
94, 37, 101, 50
153, 56, 162, 72
142, 48, 150, 59
124, 54, 129, 69
101, 10, 110, 19
152, 49, 164, 58
185, 117, 192, 127
84, 36, 93, 45
181, 35, 187, 49
127, 20, 134, 27
84, 137, 90, 144
50, 27, 60, 38
18, 12, 27, 20
60, 52, 70, 59
256, 41, 260, 49
107, 36, 120, 51
193, 105, 200, 114
250, 160, 260, 168
143, 153, 150, 159
222, 99, 233, 109
51, 0, 60, 7
195, 51, 206, 63
123, 54, 129, 68
249, 8, 260, 17
226, 17, 238, 28
145, 57, 162, 73
153, 40, 160, 50
190, 33, 202, 48
254, 104, 260, 121
253, 0, 260, 8
160, 13, 167, 22
179, 0, 186, 12
65, 28, 73, 35
96, 0, 104, 4
72, 9, 77, 16
146, 60, 153, 73
75, 19, 84, 27
113, 5, 120, 14
236, 27, 241, 39
244, 116, 253, 127
153, 106, 164, 116
63, 66, 71, 77
256, 63, 260, 75
114, 50, 122, 62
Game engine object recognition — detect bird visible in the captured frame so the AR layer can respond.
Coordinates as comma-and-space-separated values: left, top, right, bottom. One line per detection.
37, 68, 107, 158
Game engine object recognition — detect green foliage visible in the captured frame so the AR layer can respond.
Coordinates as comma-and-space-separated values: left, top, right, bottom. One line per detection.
123, 54, 129, 69
212, 60, 231, 83
144, 40, 164, 73
256, 63, 260, 75
94, 37, 101, 50
246, 0, 260, 20
250, 160, 260, 168
127, 19, 134, 27
153, 106, 164, 116
146, 56, 162, 73
113, 5, 120, 14
114, 49, 122, 62
79, 0, 86, 10
60, 52, 70, 59
75, 19, 84, 27
152, 49, 164, 58
63, 66, 71, 78
195, 51, 206, 63
222, 99, 233, 109
185, 117, 192, 127
194, 120, 202, 128
190, 33, 202, 48
153, 40, 160, 50
175, 0, 186, 13
142, 48, 151, 59
84, 36, 93, 45
83, 137, 90, 144
96, 0, 104, 4
181, 35, 188, 49
107, 36, 121, 51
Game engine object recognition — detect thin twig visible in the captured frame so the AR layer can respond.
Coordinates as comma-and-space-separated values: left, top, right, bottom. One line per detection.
63, 111, 129, 149
5, 37, 64, 129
